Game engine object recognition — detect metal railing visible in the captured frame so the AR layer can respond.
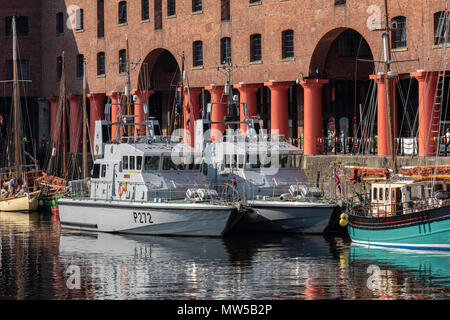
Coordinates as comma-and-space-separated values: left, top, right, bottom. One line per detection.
348, 192, 447, 217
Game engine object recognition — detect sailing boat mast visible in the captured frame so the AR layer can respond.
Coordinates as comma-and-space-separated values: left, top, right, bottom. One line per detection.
61, 52, 67, 178
125, 34, 132, 137
181, 51, 185, 131
82, 57, 87, 183
382, 0, 397, 174
12, 16, 22, 179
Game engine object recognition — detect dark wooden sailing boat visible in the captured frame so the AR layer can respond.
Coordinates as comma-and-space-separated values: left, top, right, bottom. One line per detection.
35, 52, 71, 213
0, 16, 40, 212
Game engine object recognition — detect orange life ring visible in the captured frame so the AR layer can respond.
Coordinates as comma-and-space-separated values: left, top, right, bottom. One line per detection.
118, 183, 125, 197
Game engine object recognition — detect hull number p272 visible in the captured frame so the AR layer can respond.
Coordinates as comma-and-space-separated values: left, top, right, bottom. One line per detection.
133, 212, 153, 224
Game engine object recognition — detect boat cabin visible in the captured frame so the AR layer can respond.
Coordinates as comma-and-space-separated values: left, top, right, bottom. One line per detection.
370, 179, 450, 217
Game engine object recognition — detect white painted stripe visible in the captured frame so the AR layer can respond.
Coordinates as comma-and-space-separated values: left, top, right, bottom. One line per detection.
352, 239, 450, 249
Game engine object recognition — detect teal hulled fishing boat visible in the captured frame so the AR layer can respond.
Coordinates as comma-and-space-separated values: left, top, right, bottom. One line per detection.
348, 181, 450, 251
345, 1, 450, 252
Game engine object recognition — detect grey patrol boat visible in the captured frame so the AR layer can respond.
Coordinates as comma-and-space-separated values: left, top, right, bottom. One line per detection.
195, 82, 340, 234
57, 107, 246, 237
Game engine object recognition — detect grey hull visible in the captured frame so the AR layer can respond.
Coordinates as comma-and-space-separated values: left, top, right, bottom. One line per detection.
234, 201, 340, 234
58, 198, 242, 237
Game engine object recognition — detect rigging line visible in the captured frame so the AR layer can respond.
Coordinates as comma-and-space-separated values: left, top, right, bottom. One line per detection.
396, 76, 414, 140
431, 8, 449, 191
425, 11, 448, 160
354, 35, 363, 130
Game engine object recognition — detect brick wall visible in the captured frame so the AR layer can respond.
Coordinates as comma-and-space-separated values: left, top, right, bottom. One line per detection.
0, 0, 447, 98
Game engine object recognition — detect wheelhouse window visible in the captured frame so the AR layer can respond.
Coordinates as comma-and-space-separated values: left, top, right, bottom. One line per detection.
391, 16, 407, 49
379, 188, 383, 201
373, 188, 377, 200
123, 156, 129, 170
136, 156, 143, 170
250, 33, 262, 62
279, 155, 288, 168
92, 164, 101, 178
192, 0, 202, 12
220, 37, 231, 65
101, 164, 107, 177
118, 1, 127, 24
144, 156, 160, 170
163, 156, 178, 170
193, 40, 203, 67
289, 154, 302, 168
282, 29, 294, 59
238, 154, 245, 169
224, 154, 231, 168
129, 156, 136, 170
434, 11, 450, 45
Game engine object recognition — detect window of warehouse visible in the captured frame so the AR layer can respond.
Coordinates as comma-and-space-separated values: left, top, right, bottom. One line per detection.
167, 0, 176, 16
119, 1, 127, 24
221, 0, 230, 21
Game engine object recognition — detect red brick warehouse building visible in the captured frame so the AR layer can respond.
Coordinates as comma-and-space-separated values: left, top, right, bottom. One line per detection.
2, 0, 450, 158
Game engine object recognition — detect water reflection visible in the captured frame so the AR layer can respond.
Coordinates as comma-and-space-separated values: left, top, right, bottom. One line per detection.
1, 211, 450, 299
348, 244, 450, 300
58, 232, 345, 299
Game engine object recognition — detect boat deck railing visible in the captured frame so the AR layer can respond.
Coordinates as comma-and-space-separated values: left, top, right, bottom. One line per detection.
65, 180, 240, 206
216, 180, 337, 204
349, 193, 449, 217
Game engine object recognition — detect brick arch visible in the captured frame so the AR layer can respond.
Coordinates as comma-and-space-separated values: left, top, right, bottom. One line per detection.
137, 48, 180, 91
308, 27, 375, 78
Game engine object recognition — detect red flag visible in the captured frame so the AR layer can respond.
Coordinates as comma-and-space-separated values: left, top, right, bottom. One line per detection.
0, 114, 3, 126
